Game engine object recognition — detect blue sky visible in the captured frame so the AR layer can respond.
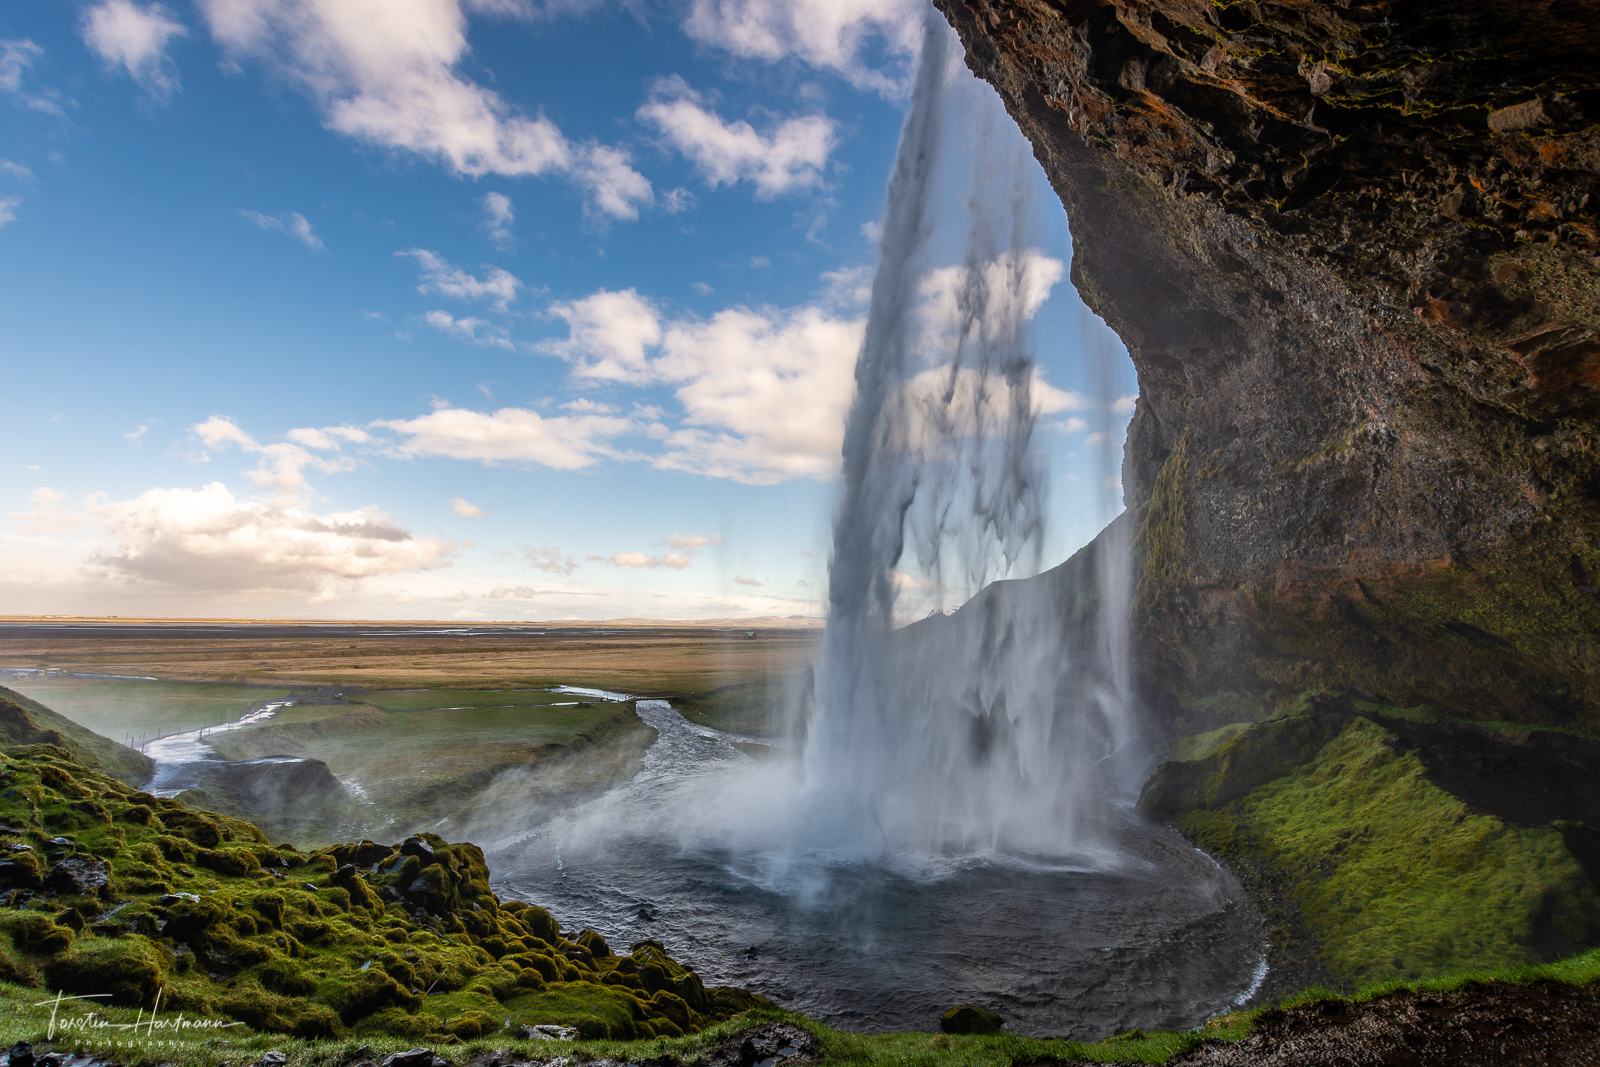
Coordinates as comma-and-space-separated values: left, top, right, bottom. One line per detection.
0, 0, 1135, 621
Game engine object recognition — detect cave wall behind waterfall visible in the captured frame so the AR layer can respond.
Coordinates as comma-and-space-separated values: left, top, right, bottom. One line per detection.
932, 0, 1600, 730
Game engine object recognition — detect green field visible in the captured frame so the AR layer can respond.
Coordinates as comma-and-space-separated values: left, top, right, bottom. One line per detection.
1, 675, 294, 748
207, 697, 652, 834
364, 688, 602, 711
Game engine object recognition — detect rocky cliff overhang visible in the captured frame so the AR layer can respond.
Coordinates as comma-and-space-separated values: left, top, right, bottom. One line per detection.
935, 0, 1600, 729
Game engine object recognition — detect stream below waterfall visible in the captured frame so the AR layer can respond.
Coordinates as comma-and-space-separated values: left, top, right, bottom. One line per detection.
489, 700, 1268, 1037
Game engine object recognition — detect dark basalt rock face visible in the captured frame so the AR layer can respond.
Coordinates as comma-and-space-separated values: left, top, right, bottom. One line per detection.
933, 0, 1600, 729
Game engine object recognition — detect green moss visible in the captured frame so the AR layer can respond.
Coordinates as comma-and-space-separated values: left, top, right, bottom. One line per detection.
1176, 719, 1600, 985
1135, 432, 1191, 614
43, 936, 167, 1008
0, 738, 767, 1049
501, 981, 649, 1040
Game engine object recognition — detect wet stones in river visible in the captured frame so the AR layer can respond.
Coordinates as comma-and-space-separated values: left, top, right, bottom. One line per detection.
940, 1004, 1003, 1035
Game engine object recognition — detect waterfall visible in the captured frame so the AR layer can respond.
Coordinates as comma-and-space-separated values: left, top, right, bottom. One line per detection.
792, 11, 1139, 865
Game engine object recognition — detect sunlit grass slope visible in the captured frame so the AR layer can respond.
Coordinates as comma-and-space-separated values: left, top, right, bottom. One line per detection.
1144, 700, 1600, 987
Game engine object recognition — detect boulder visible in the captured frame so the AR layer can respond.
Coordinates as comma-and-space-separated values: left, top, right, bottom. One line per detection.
940, 1004, 1002, 1035
45, 856, 108, 896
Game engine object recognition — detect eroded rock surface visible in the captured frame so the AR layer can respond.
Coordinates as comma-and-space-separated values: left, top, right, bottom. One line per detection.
934, 0, 1600, 728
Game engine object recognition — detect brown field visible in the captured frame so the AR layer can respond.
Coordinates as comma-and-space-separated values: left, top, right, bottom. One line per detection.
0, 618, 822, 695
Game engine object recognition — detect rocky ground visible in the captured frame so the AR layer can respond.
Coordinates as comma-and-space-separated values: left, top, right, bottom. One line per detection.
1167, 981, 1600, 1067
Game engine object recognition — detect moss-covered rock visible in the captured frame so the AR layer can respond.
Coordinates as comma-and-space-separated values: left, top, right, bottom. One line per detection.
43, 936, 167, 1007
0, 738, 772, 1044
1153, 706, 1600, 988
941, 1004, 1002, 1035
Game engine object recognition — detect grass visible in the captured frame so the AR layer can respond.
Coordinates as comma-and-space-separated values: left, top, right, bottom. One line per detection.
363, 689, 598, 711
1175, 717, 1600, 986
674, 679, 798, 738
1, 677, 294, 751
0, 629, 823, 695
205, 699, 655, 835
5, 947, 1597, 1067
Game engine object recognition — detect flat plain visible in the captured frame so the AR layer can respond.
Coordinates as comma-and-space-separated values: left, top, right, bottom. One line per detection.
0, 618, 822, 694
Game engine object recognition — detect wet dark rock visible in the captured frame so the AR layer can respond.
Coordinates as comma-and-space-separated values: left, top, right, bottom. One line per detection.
45, 856, 108, 896
7, 1042, 33, 1067
513, 1023, 578, 1041
940, 1004, 1003, 1035
256, 1054, 287, 1067
697, 1024, 819, 1067
381, 1049, 448, 1067
636, 907, 656, 922
401, 836, 435, 862
934, 0, 1600, 730
1169, 980, 1600, 1066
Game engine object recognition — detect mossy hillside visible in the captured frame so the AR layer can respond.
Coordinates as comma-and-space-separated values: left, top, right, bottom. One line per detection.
0, 744, 764, 1042
0, 687, 151, 785
1169, 717, 1600, 986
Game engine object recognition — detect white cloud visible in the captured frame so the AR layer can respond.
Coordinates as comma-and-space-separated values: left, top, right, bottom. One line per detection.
653, 305, 862, 483
240, 208, 324, 249
0, 197, 19, 228
665, 531, 721, 550
594, 550, 692, 570
376, 405, 633, 469
81, 0, 187, 102
0, 159, 33, 181
89, 482, 456, 594
424, 309, 514, 349
561, 398, 616, 414
8, 488, 86, 534
196, 0, 651, 218
401, 248, 522, 310
1112, 393, 1138, 415
541, 287, 861, 484
734, 575, 761, 587
482, 191, 513, 248
820, 264, 871, 308
1, 39, 67, 116
193, 415, 356, 505
125, 424, 149, 441
450, 496, 483, 518
638, 77, 835, 198
284, 424, 370, 449
682, 0, 921, 96
541, 288, 662, 381
521, 544, 576, 575
1047, 416, 1088, 434
661, 187, 693, 214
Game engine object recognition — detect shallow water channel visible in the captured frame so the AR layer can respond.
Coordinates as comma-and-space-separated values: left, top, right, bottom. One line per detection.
490, 700, 1267, 1037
